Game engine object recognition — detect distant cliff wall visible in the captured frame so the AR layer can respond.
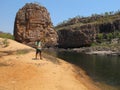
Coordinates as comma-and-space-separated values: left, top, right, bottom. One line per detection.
57, 18, 120, 48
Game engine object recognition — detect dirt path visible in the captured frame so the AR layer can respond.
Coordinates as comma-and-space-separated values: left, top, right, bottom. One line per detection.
0, 38, 101, 90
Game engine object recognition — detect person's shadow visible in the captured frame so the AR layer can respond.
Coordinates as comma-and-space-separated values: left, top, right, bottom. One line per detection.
32, 58, 39, 60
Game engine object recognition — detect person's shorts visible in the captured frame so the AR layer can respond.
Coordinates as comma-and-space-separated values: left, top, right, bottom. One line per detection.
36, 49, 42, 53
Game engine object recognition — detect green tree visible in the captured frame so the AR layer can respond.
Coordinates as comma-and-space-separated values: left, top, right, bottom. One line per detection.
97, 33, 104, 43
106, 33, 113, 43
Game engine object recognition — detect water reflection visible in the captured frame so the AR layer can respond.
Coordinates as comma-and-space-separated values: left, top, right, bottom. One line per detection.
56, 51, 120, 88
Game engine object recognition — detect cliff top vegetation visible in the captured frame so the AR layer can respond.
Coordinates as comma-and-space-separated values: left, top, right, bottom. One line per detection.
55, 10, 120, 31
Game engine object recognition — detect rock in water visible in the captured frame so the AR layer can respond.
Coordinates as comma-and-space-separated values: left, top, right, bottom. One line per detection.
14, 3, 58, 47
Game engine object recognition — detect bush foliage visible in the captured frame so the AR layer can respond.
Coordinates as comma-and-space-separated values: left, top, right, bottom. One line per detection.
0, 32, 14, 39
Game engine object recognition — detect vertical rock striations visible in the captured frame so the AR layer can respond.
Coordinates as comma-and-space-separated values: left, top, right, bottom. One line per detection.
56, 13, 120, 48
57, 28, 96, 48
14, 3, 58, 47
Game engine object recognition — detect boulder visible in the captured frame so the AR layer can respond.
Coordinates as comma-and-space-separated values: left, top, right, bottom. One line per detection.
14, 3, 58, 47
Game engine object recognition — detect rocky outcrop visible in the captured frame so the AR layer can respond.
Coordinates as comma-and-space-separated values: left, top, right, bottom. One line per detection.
57, 28, 96, 48
55, 11, 120, 48
57, 19, 120, 48
99, 19, 120, 33
14, 3, 58, 47
57, 23, 98, 48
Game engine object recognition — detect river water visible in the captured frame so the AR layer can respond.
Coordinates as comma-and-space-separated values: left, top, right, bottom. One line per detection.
44, 49, 120, 90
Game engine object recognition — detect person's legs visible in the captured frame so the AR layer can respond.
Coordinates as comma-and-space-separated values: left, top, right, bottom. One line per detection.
35, 49, 38, 59
39, 50, 42, 59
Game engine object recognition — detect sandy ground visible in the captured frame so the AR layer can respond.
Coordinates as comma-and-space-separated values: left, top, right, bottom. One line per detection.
0, 38, 101, 90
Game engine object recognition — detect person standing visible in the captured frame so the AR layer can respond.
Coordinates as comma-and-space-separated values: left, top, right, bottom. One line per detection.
35, 39, 42, 60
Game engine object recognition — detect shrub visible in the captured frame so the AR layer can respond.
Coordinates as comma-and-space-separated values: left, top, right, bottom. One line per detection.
0, 32, 14, 39
96, 33, 104, 43
2, 38, 9, 47
106, 33, 113, 40
91, 42, 97, 46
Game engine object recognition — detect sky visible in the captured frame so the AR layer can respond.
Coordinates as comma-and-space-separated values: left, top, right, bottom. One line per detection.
0, 0, 120, 34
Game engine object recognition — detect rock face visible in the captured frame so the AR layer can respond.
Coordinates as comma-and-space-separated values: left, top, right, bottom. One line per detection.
56, 12, 120, 48
14, 3, 58, 47
99, 19, 120, 33
57, 30, 88, 48
57, 19, 120, 48
57, 28, 96, 48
